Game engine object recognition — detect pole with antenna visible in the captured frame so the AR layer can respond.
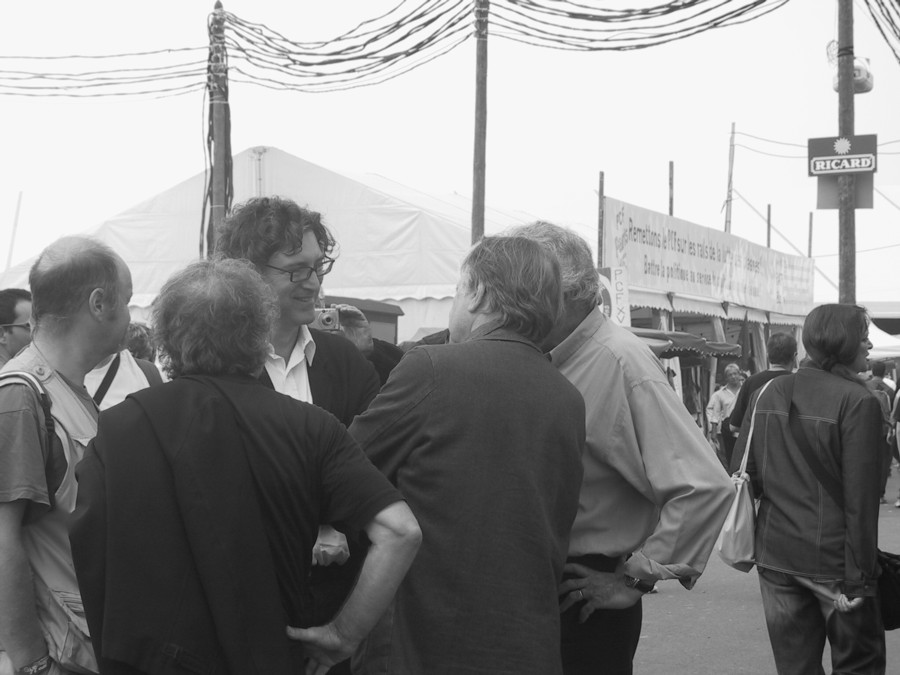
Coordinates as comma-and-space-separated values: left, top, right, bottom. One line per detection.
207, 1, 230, 257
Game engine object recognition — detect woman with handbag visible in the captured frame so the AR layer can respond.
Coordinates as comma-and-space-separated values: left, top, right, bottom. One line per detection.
742, 303, 885, 674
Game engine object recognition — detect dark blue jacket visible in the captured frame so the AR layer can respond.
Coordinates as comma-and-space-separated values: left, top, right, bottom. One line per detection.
743, 366, 883, 596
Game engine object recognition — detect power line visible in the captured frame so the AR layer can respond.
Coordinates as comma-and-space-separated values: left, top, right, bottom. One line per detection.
734, 131, 806, 148
734, 143, 806, 159
732, 187, 840, 292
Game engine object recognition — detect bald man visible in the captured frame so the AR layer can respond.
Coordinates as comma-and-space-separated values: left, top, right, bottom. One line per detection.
0, 236, 132, 675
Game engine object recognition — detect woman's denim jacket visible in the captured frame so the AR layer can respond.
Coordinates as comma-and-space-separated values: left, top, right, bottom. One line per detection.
740, 364, 883, 596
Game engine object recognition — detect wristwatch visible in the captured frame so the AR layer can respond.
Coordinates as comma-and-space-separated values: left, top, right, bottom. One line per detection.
624, 575, 656, 594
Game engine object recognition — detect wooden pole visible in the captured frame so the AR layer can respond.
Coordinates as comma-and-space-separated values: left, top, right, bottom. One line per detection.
597, 171, 605, 267
471, 0, 489, 244
724, 122, 735, 233
808, 212, 813, 258
5, 191, 22, 272
208, 1, 228, 257
837, 0, 856, 303
668, 161, 674, 216
766, 204, 772, 248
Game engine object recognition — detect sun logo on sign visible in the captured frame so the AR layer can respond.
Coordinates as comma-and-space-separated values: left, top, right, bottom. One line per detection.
833, 137, 852, 154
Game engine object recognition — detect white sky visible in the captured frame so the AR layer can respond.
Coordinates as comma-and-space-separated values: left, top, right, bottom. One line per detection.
1, 0, 898, 303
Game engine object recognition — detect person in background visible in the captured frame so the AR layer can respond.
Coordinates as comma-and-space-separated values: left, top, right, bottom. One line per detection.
84, 346, 163, 411
0, 289, 33, 368
347, 235, 585, 674
332, 304, 404, 386
727, 332, 797, 447
69, 258, 421, 675
706, 362, 743, 469
866, 360, 896, 408
124, 321, 155, 363
509, 221, 731, 675
215, 196, 381, 673
741, 303, 884, 674
0, 237, 132, 675
893, 393, 900, 507
863, 360, 896, 505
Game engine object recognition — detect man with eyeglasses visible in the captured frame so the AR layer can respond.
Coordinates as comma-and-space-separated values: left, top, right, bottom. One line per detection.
0, 289, 33, 367
215, 197, 381, 668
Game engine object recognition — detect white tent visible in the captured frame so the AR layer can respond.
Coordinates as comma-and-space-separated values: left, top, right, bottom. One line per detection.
0, 146, 595, 341
869, 321, 900, 360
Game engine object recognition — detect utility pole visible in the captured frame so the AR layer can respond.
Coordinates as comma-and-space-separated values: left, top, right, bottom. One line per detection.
471, 0, 489, 244
597, 171, 605, 267
668, 161, 674, 216
766, 204, 772, 248
5, 191, 22, 272
837, 0, 856, 302
808, 212, 814, 258
207, 1, 230, 257
724, 122, 735, 233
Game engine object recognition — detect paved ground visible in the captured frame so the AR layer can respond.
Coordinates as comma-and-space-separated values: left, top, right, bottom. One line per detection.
634, 471, 900, 674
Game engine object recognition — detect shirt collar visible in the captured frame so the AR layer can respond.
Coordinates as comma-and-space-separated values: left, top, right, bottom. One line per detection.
549, 306, 605, 367
266, 324, 317, 367
466, 319, 543, 354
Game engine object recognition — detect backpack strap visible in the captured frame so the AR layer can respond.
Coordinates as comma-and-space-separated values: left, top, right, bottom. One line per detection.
0, 371, 55, 447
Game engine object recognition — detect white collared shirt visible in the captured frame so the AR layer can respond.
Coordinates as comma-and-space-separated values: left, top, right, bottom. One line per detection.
264, 325, 317, 403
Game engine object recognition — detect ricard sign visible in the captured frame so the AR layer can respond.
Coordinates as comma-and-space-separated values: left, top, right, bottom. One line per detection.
808, 135, 877, 176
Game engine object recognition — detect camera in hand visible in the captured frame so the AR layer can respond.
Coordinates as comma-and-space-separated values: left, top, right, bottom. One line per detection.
311, 307, 340, 331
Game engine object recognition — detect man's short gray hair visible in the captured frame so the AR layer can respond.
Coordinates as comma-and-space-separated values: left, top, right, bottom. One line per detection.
505, 221, 599, 315
29, 236, 123, 330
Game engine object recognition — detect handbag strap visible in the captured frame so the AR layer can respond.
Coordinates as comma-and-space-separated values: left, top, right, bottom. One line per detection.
736, 378, 776, 475
92, 353, 121, 405
781, 374, 845, 510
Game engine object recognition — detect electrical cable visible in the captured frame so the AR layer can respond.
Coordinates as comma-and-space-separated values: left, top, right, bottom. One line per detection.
734, 143, 806, 159
734, 131, 806, 148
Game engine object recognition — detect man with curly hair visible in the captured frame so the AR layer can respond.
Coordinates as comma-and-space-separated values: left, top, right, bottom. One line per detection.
69, 259, 420, 675
215, 197, 382, 667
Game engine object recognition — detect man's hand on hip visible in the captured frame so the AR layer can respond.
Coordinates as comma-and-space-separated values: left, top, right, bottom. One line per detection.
558, 563, 643, 622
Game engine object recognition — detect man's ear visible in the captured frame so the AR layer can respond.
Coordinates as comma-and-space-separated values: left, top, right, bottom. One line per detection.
87, 287, 107, 320
467, 282, 486, 313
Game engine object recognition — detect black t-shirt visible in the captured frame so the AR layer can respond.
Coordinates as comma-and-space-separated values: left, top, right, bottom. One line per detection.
728, 369, 792, 430
204, 376, 402, 626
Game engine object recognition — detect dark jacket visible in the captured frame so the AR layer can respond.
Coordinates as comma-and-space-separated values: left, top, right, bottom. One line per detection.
349, 323, 585, 675
743, 366, 883, 596
274, 327, 380, 427
70, 376, 297, 674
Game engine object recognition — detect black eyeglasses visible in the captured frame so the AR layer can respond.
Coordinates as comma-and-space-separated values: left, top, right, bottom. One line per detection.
1, 321, 31, 331
264, 258, 335, 283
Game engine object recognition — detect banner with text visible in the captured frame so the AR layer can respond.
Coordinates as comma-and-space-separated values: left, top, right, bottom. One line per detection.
603, 198, 814, 317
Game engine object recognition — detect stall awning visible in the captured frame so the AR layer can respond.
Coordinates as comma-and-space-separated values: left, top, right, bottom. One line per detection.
670, 294, 727, 318
725, 304, 768, 324
627, 327, 742, 359
629, 289, 671, 311
768, 312, 806, 327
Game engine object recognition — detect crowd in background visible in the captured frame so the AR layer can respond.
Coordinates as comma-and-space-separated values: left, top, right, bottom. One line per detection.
0, 198, 893, 675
